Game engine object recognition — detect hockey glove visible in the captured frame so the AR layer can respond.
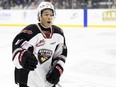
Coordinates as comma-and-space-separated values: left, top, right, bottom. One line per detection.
46, 64, 63, 85
19, 50, 38, 71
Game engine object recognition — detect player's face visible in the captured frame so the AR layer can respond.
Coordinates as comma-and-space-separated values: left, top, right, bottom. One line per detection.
40, 9, 54, 28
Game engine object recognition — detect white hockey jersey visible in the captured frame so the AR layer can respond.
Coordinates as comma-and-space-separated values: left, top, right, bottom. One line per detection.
12, 23, 67, 87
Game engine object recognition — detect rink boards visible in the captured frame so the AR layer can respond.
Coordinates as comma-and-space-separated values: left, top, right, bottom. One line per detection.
0, 9, 116, 28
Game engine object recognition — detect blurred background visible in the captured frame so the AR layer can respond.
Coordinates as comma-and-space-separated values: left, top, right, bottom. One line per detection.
0, 0, 116, 9
0, 0, 116, 87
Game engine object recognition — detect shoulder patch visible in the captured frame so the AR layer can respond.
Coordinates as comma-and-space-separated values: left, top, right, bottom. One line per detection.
22, 30, 33, 34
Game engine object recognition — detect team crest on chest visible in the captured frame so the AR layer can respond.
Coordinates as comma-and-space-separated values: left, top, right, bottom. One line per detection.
38, 49, 52, 64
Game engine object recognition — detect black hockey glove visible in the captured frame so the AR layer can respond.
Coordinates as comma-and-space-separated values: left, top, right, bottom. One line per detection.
19, 50, 38, 71
46, 64, 63, 85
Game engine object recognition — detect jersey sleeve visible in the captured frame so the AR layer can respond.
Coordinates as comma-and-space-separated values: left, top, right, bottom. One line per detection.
52, 27, 67, 69
12, 24, 38, 68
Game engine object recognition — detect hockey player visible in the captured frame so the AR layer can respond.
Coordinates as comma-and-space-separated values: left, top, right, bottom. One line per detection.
12, 1, 67, 87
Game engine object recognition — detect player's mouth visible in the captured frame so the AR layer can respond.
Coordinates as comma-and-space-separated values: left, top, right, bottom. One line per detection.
47, 21, 51, 24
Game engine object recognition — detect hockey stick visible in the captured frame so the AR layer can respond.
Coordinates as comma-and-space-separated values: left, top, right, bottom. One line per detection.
57, 83, 62, 87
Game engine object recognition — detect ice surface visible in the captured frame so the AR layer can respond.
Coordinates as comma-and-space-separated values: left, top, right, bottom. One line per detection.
0, 26, 116, 87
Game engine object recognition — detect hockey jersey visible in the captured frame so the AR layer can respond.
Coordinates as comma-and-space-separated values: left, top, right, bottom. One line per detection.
12, 23, 67, 87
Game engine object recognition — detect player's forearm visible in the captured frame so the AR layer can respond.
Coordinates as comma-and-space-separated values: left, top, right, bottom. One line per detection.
12, 36, 34, 68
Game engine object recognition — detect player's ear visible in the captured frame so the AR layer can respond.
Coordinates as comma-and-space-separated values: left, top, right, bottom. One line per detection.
38, 17, 40, 21
37, 14, 41, 21
37, 12, 41, 21
39, 16, 42, 22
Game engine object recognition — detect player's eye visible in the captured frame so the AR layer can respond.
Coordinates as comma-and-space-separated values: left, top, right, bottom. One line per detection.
44, 13, 53, 17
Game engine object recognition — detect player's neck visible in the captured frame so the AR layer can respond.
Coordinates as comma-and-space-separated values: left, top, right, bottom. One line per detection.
39, 23, 51, 33
40, 23, 50, 29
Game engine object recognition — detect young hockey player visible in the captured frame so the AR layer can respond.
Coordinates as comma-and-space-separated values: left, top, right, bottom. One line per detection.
12, 1, 67, 87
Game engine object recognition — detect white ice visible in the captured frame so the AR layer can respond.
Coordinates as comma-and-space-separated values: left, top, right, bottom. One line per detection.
0, 26, 116, 87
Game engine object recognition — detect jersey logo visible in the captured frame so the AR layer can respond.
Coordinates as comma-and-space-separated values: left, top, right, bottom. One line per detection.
50, 42, 56, 45
36, 39, 45, 47
38, 49, 52, 64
